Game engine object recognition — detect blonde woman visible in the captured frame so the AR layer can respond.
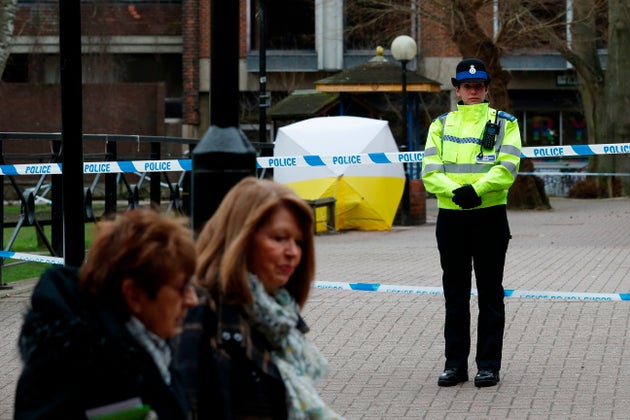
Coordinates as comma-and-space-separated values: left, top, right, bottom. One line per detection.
175, 177, 342, 419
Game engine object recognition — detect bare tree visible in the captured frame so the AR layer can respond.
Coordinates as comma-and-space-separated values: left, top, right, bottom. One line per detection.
589, 0, 630, 195
0, 0, 18, 78
346, 0, 629, 199
497, 0, 628, 196
345, 0, 552, 207
439, 0, 629, 197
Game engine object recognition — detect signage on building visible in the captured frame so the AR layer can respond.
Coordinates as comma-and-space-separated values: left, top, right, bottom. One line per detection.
556, 73, 579, 87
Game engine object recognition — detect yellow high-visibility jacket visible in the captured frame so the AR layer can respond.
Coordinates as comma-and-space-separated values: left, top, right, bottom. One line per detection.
421, 101, 522, 210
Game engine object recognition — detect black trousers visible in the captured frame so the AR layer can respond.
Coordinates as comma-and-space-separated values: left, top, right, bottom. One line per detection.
436, 205, 511, 371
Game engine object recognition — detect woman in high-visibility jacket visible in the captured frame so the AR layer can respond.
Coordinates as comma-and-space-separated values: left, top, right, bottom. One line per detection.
421, 58, 522, 388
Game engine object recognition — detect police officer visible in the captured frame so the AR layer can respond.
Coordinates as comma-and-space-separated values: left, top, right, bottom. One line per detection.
421, 58, 521, 388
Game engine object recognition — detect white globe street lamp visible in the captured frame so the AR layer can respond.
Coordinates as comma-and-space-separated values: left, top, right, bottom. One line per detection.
391, 35, 417, 226
391, 35, 417, 151
391, 35, 417, 62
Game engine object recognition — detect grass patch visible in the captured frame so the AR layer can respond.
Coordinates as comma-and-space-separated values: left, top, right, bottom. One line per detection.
2, 209, 95, 284
2, 202, 180, 285
2, 261, 51, 285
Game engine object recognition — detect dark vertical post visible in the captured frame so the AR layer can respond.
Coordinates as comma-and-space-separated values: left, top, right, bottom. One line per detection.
150, 141, 161, 205
401, 60, 409, 151
105, 140, 118, 214
211, 0, 239, 128
339, 93, 346, 115
400, 61, 410, 225
51, 140, 63, 255
191, 0, 256, 233
181, 142, 195, 216
59, 0, 85, 266
258, 0, 268, 143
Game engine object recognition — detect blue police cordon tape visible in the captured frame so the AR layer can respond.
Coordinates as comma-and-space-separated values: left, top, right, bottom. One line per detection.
0, 250, 64, 265
2, 142, 630, 267
0, 159, 191, 176
1, 143, 630, 175
259, 142, 630, 169
2, 249, 628, 302
314, 281, 630, 302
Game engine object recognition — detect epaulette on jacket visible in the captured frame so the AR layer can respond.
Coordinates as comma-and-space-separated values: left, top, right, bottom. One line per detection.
497, 110, 516, 122
432, 112, 450, 123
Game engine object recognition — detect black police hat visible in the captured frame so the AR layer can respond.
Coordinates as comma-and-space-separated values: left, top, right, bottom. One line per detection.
451, 58, 491, 87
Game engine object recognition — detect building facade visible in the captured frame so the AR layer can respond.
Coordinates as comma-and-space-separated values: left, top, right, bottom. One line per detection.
2, 0, 604, 148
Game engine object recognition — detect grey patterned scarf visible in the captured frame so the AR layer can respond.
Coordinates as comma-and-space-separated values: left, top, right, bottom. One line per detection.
245, 273, 343, 420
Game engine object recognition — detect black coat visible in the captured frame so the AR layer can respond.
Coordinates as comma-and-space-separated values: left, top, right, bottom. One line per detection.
14, 266, 189, 420
173, 291, 310, 420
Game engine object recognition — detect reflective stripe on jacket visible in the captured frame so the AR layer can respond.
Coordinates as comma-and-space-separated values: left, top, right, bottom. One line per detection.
421, 101, 522, 210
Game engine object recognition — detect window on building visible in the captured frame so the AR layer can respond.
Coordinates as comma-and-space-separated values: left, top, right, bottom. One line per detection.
564, 113, 587, 144
529, 112, 560, 145
2, 55, 29, 82
250, 0, 315, 50
344, 0, 412, 50
517, 110, 587, 146
512, 89, 584, 146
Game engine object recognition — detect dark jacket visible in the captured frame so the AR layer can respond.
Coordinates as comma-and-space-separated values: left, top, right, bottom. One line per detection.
14, 266, 189, 420
173, 290, 310, 420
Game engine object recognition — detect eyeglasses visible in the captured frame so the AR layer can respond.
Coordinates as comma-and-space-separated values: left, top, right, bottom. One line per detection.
166, 276, 196, 297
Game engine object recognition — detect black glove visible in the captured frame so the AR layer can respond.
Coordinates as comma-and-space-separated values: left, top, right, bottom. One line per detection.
452, 184, 481, 209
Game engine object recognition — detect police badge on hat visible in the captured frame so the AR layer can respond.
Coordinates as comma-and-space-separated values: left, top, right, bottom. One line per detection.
451, 58, 491, 87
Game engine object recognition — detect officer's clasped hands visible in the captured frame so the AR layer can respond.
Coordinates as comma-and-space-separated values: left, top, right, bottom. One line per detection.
452, 184, 482, 209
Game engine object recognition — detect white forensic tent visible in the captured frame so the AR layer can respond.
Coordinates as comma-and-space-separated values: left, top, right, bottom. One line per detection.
274, 116, 405, 231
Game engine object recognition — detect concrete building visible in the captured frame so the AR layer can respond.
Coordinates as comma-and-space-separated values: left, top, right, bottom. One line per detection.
2, 0, 602, 148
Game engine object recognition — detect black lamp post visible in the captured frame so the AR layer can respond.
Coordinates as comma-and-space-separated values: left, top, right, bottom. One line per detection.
59, 0, 85, 266
258, 0, 269, 143
391, 35, 417, 226
391, 35, 417, 152
191, 0, 256, 233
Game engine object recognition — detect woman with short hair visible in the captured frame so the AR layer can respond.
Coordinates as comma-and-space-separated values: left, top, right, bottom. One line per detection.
15, 208, 198, 419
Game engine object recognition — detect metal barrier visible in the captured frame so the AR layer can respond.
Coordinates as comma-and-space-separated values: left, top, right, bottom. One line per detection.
0, 132, 274, 286
0, 132, 197, 286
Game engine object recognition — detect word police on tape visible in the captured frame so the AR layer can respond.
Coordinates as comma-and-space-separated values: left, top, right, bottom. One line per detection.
1, 142, 629, 174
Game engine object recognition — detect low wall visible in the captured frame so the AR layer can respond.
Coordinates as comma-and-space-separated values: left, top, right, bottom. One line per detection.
0, 82, 167, 159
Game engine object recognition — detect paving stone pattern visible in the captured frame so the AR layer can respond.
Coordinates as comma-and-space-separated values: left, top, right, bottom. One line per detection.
2, 197, 630, 419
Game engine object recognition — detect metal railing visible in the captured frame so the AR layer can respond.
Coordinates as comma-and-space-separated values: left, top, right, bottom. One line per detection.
0, 131, 272, 286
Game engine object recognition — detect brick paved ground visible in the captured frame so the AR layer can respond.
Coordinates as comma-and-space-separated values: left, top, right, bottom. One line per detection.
2, 197, 630, 419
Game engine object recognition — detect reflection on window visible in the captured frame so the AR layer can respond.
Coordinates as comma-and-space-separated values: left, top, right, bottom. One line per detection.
250, 0, 314, 50
521, 111, 587, 146
566, 114, 587, 144
531, 114, 558, 145
344, 0, 412, 50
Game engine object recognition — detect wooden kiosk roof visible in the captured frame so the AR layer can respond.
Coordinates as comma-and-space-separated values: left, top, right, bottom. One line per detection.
315, 47, 442, 93
267, 90, 339, 119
